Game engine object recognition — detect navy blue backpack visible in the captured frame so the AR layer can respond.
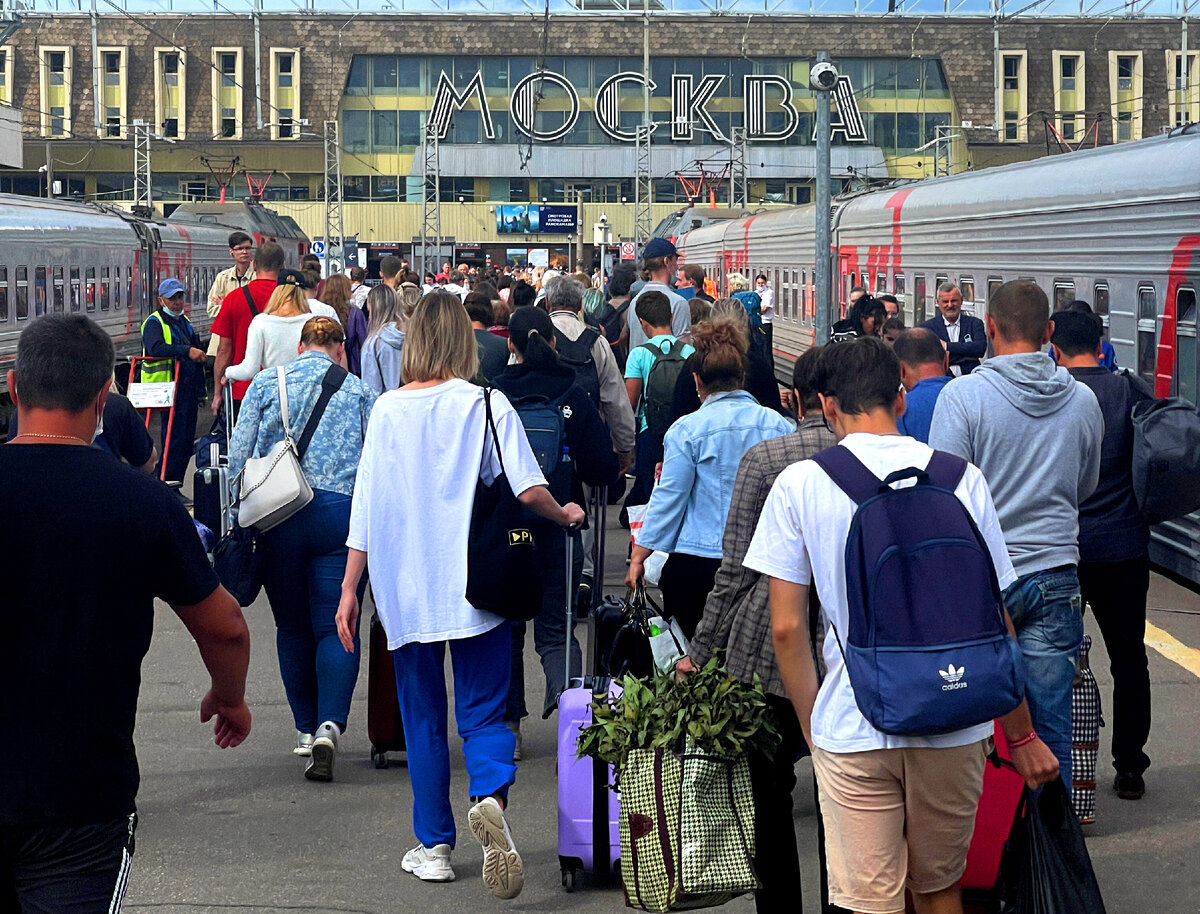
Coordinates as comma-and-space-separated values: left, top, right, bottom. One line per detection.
811, 446, 1026, 737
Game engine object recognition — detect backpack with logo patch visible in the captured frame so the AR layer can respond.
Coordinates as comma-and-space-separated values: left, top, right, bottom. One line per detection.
510, 391, 572, 502
554, 327, 603, 410
640, 339, 690, 440
810, 446, 1026, 737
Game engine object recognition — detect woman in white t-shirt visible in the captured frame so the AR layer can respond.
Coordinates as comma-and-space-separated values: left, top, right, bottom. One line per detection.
334, 291, 583, 900
225, 277, 326, 382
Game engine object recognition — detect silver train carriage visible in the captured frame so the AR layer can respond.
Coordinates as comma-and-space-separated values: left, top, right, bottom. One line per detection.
676, 126, 1200, 584
0, 195, 240, 397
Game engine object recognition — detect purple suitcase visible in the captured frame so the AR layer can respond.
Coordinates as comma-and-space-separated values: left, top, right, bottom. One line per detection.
556, 485, 621, 891
557, 679, 621, 890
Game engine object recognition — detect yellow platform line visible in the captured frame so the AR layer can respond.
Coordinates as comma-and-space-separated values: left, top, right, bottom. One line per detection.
1145, 621, 1200, 679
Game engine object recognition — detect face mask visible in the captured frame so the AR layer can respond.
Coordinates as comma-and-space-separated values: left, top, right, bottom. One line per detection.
756, 283, 766, 290
163, 306, 183, 319
92, 403, 105, 444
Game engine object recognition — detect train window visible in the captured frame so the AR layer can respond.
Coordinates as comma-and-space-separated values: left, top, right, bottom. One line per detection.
85, 267, 96, 313
914, 273, 927, 324
1053, 281, 1075, 310
1093, 283, 1110, 322
70, 267, 81, 312
1137, 284, 1157, 385
893, 273, 905, 301
16, 266, 28, 320
988, 277, 1004, 303
0, 267, 7, 322
34, 266, 46, 317
1176, 288, 1197, 404
860, 272, 870, 292
959, 277, 976, 303
100, 266, 111, 312
52, 266, 64, 312
791, 269, 799, 323
876, 272, 886, 293
112, 267, 121, 310
934, 274, 948, 296
126, 266, 133, 311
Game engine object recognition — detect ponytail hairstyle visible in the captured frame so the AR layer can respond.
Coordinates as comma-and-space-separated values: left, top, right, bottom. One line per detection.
690, 316, 747, 394
507, 304, 561, 372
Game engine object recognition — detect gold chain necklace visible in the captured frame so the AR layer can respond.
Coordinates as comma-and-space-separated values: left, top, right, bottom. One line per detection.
9, 433, 90, 446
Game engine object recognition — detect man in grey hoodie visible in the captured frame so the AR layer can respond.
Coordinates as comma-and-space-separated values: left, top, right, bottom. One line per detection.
929, 280, 1103, 792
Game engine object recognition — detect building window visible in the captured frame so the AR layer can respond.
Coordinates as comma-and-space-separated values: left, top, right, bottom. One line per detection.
98, 47, 127, 139
39, 47, 72, 137
1108, 53, 1142, 143
270, 49, 300, 140
1000, 52, 1027, 143
0, 49, 12, 107
156, 48, 186, 140
1167, 51, 1200, 127
1053, 52, 1086, 142
212, 48, 243, 139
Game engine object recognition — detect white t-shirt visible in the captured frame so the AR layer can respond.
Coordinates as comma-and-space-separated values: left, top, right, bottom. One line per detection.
757, 286, 775, 324
307, 300, 342, 323
347, 379, 548, 648
225, 313, 311, 380
743, 433, 1017, 754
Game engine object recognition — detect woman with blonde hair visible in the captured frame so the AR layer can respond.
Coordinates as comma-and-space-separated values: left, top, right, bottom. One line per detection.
224, 274, 317, 382
229, 316, 375, 779
321, 274, 369, 376
360, 283, 419, 395
335, 290, 583, 899
627, 317, 791, 637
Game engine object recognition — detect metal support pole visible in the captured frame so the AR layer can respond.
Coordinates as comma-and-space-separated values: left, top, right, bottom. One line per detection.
420, 121, 442, 281
132, 120, 152, 216
322, 120, 344, 278
253, 0, 263, 130
814, 52, 833, 346
635, 0, 653, 253
730, 125, 747, 207
44, 141, 53, 197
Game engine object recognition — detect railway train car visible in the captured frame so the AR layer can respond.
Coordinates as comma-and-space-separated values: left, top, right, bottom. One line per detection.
0, 195, 281, 404
677, 124, 1200, 584
168, 201, 310, 267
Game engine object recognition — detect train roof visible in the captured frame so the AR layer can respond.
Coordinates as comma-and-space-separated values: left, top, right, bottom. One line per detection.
0, 194, 141, 234
169, 201, 305, 240
836, 129, 1200, 229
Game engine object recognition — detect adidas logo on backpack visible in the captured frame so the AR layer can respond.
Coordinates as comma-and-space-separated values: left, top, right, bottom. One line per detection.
812, 446, 1026, 737
940, 663, 967, 691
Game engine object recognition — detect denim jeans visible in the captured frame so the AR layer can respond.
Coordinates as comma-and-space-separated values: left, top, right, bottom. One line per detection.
260, 490, 366, 733
1003, 565, 1084, 791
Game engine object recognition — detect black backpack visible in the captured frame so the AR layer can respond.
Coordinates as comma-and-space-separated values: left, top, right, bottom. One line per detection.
554, 327, 603, 409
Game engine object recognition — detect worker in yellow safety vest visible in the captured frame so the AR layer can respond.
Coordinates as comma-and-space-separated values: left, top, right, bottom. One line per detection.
140, 277, 207, 488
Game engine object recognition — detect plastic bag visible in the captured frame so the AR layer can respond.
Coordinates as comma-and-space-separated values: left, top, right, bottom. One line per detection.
647, 615, 691, 673
998, 777, 1107, 914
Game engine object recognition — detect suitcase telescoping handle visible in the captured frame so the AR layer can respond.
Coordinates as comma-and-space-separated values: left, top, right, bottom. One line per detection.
564, 525, 575, 694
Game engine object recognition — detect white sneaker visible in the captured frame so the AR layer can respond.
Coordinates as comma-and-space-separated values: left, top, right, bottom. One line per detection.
293, 732, 315, 757
468, 796, 524, 899
305, 721, 339, 782
401, 843, 455, 882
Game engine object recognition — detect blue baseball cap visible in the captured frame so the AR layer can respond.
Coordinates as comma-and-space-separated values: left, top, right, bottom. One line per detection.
642, 237, 677, 260
158, 277, 186, 298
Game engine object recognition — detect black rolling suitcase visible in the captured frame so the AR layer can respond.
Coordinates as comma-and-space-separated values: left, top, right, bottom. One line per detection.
193, 391, 233, 539
367, 608, 406, 768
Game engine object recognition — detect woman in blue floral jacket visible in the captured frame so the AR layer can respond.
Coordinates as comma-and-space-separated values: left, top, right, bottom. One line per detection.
229, 316, 375, 781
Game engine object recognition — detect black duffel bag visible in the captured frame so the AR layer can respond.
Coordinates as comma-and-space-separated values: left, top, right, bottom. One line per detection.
213, 525, 263, 608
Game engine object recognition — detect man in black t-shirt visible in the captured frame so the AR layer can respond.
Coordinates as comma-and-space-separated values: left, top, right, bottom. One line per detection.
7, 389, 157, 472
1051, 311, 1154, 801
2, 315, 251, 912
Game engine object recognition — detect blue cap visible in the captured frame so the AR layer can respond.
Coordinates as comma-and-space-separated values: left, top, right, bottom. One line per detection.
158, 277, 186, 298
642, 237, 677, 260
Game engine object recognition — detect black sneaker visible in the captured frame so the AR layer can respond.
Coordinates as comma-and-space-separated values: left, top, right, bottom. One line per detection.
1114, 771, 1145, 800
575, 574, 593, 620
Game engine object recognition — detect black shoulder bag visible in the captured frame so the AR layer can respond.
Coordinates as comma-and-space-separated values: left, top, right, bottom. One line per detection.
465, 387, 543, 622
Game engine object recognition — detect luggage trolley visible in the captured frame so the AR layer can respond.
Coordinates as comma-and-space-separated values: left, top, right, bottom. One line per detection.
125, 356, 179, 483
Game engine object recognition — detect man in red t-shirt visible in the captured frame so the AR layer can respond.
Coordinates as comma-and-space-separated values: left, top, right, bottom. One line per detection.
211, 242, 284, 416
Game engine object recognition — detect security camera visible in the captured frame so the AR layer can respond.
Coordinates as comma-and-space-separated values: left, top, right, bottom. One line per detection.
810, 61, 839, 91
600, 213, 608, 224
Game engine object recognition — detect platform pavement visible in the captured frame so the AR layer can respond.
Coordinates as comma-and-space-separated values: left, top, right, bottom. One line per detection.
122, 511, 1200, 914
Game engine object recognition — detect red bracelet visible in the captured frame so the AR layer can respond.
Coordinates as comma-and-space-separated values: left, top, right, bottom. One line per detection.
1008, 729, 1038, 750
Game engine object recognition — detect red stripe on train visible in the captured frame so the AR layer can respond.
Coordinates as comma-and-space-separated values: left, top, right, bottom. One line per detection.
1155, 235, 1200, 398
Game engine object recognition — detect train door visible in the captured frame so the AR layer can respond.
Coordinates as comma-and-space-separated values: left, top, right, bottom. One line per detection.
1136, 283, 1158, 386
1176, 286, 1197, 404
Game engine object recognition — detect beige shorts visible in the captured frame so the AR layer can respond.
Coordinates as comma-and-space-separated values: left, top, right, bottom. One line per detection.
812, 739, 989, 914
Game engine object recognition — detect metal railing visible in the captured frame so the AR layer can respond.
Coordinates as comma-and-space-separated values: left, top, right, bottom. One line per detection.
1, 0, 1195, 17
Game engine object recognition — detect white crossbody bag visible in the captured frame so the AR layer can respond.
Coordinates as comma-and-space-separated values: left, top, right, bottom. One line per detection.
236, 366, 313, 532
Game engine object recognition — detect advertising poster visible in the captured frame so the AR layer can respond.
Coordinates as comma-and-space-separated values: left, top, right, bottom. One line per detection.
539, 206, 578, 234
497, 204, 538, 234
528, 248, 550, 268
506, 247, 529, 266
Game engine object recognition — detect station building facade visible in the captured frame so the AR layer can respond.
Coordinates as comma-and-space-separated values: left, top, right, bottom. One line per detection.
0, 10, 1196, 261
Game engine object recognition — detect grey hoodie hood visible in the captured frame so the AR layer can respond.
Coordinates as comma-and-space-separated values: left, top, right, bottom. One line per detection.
971, 352, 1077, 418
377, 324, 405, 352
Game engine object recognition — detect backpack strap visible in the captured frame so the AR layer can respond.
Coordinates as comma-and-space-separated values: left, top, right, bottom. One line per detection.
242, 284, 258, 316
295, 364, 348, 459
810, 446, 883, 505
924, 451, 968, 491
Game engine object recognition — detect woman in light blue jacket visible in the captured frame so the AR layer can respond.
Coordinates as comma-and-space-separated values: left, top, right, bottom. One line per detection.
361, 282, 420, 395
627, 317, 792, 638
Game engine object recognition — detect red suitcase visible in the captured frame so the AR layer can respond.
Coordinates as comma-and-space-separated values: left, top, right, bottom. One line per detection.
962, 722, 1024, 895
367, 610, 406, 768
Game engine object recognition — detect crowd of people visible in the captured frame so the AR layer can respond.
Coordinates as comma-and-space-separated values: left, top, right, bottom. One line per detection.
4, 227, 1156, 914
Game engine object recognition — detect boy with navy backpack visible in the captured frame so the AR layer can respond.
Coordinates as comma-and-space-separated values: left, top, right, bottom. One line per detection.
744, 338, 1058, 914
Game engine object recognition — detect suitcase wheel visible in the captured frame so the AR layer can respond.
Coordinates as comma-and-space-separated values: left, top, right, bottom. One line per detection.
561, 867, 578, 893
371, 747, 388, 769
